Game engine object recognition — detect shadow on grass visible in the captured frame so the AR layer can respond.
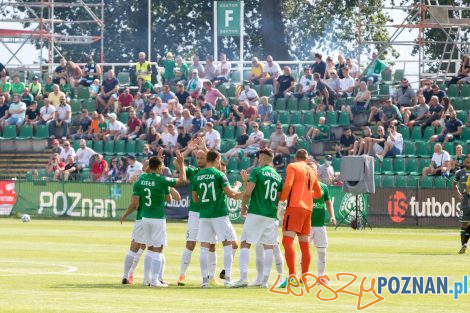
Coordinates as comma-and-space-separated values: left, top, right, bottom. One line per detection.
51, 284, 222, 290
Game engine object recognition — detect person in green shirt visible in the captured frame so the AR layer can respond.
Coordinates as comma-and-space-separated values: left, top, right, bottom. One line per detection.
120, 154, 187, 287
10, 75, 25, 97
20, 88, 34, 107
163, 52, 176, 83
0, 76, 11, 102
306, 116, 329, 142
364, 51, 388, 84
232, 148, 283, 288
43, 76, 54, 98
192, 150, 242, 288
309, 162, 336, 283
28, 76, 42, 100
175, 56, 189, 84
59, 77, 71, 99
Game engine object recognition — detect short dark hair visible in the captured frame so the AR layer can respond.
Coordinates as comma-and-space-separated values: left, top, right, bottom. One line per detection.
295, 149, 308, 161
148, 156, 162, 170
206, 150, 220, 163
198, 95, 205, 101
314, 53, 323, 59
259, 148, 274, 158
465, 154, 470, 160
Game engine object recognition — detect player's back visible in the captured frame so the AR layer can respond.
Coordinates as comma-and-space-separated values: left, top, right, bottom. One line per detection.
192, 167, 230, 218
136, 173, 173, 219
249, 165, 283, 218
280, 161, 320, 211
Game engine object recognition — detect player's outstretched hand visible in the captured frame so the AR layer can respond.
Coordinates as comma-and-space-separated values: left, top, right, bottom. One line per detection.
330, 217, 337, 226
241, 204, 248, 218
157, 147, 164, 160
175, 150, 184, 165
276, 201, 287, 222
233, 181, 242, 189
196, 137, 207, 150
119, 214, 126, 224
240, 169, 249, 182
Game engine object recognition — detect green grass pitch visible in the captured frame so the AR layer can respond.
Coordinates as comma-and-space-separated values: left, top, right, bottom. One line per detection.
0, 219, 468, 313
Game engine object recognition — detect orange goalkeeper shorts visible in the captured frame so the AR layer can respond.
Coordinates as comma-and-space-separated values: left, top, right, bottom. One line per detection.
282, 206, 312, 236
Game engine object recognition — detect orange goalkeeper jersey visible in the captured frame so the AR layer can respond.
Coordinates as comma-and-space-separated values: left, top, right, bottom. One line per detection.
280, 161, 321, 211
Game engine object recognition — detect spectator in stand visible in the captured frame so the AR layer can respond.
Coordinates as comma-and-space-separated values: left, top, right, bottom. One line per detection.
58, 77, 71, 102
295, 67, 315, 99
158, 108, 174, 132
227, 102, 244, 127
48, 95, 71, 140
46, 153, 65, 180
258, 96, 273, 125
244, 122, 264, 157
175, 82, 189, 105
335, 127, 356, 157
151, 96, 167, 116
375, 124, 403, 161
318, 155, 335, 185
327, 71, 342, 93
86, 111, 99, 139
160, 84, 175, 104
72, 109, 92, 140
402, 94, 429, 129
432, 97, 454, 129
137, 77, 153, 95
116, 157, 128, 181
421, 95, 443, 133
0, 95, 9, 127
274, 66, 295, 99
346, 57, 359, 79
239, 100, 258, 124
457, 67, 470, 85
189, 55, 204, 78
311, 53, 327, 79
313, 72, 335, 112
89, 79, 100, 99
325, 56, 335, 80
181, 109, 193, 133
48, 84, 65, 108
238, 80, 259, 106
174, 55, 189, 84
53, 57, 67, 84
183, 96, 196, 114
162, 52, 176, 84
65, 60, 83, 87
394, 78, 416, 109
133, 92, 144, 113
422, 143, 451, 177
213, 52, 231, 86
215, 98, 231, 127
204, 80, 225, 107
90, 153, 108, 182
272, 151, 285, 173
0, 76, 11, 102
204, 122, 221, 151
135, 52, 152, 83
139, 110, 160, 143
3, 94, 26, 130
350, 81, 371, 114
306, 116, 329, 142
248, 57, 264, 85
121, 109, 142, 140
202, 55, 217, 81
0, 62, 6, 77
176, 125, 191, 152
79, 55, 101, 87
277, 125, 299, 156
335, 55, 347, 79
142, 144, 154, 160
268, 122, 287, 152
423, 83, 446, 104
28, 76, 42, 100
187, 70, 203, 98
338, 67, 355, 97
369, 98, 401, 127
452, 144, 464, 172
260, 55, 282, 86
125, 155, 143, 183
24, 101, 39, 127
105, 113, 127, 141
172, 108, 184, 128
353, 126, 372, 155
430, 111, 462, 147
117, 87, 134, 113
363, 51, 388, 84
448, 55, 470, 85
75, 139, 95, 170
225, 123, 249, 159
43, 76, 54, 99
11, 75, 25, 97
61, 155, 78, 181
190, 109, 206, 136
364, 125, 387, 156
97, 70, 119, 114
107, 157, 119, 182
51, 139, 62, 154
59, 140, 75, 162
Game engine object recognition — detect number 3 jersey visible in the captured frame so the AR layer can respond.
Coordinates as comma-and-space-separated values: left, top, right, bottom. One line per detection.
248, 165, 283, 219
192, 167, 230, 218
133, 173, 176, 219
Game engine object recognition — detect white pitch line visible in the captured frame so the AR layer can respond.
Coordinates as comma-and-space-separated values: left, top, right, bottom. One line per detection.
0, 260, 78, 277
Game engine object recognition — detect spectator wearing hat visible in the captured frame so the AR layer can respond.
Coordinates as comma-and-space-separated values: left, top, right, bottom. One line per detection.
318, 155, 335, 185
125, 155, 143, 183
28, 76, 42, 100
213, 52, 231, 87
248, 57, 264, 85
96, 70, 119, 114
238, 80, 259, 106
72, 109, 92, 140
429, 110, 462, 147
48, 95, 71, 140
295, 67, 315, 99
90, 153, 109, 182
105, 113, 127, 141
117, 87, 134, 113
187, 69, 203, 98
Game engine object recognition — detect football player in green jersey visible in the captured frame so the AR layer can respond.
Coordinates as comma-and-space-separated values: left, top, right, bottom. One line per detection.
192, 150, 242, 288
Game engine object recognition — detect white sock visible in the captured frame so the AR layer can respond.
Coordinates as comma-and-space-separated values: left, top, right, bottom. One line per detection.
150, 251, 162, 286
180, 248, 193, 276
239, 248, 249, 282
262, 248, 274, 284
122, 250, 136, 279
254, 244, 264, 282
128, 248, 143, 276
158, 253, 165, 281
143, 252, 152, 284
317, 247, 327, 277
273, 244, 284, 277
208, 251, 217, 279
223, 245, 233, 281
200, 247, 210, 282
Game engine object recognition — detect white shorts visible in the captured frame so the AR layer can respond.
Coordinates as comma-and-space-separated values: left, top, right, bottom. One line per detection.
186, 211, 200, 242
310, 226, 328, 247
373, 143, 384, 154
197, 216, 236, 243
240, 213, 278, 246
142, 217, 166, 248
131, 219, 145, 244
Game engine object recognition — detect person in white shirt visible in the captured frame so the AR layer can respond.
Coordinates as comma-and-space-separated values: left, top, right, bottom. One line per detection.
317, 155, 336, 185
160, 123, 178, 156
203, 122, 221, 151
75, 139, 95, 169
39, 98, 56, 125
422, 143, 451, 177
295, 67, 316, 98
151, 97, 169, 116
338, 67, 355, 97
105, 113, 127, 141
213, 52, 231, 86
238, 81, 259, 106
375, 124, 403, 161
3, 94, 26, 127
187, 70, 203, 98
59, 140, 76, 162
243, 123, 265, 156
346, 57, 359, 79
125, 155, 143, 182
139, 110, 161, 141
48, 95, 71, 139
260, 55, 282, 86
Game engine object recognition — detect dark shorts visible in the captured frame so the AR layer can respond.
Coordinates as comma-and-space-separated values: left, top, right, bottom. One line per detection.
385, 146, 401, 158
459, 204, 470, 222
437, 133, 458, 142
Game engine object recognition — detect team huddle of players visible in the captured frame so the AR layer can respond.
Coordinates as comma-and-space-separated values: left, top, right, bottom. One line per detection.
119, 145, 337, 288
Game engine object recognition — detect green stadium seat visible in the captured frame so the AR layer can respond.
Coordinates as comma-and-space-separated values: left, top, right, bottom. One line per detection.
337, 111, 350, 126
295, 125, 305, 138
382, 175, 395, 188
461, 84, 470, 98
226, 157, 239, 172
277, 111, 289, 124
297, 139, 310, 151
395, 175, 407, 187
444, 142, 455, 155
416, 144, 431, 158
289, 111, 301, 124
85, 98, 96, 112
231, 70, 241, 83
93, 140, 104, 154
374, 175, 382, 188
407, 176, 419, 188
225, 139, 236, 151
260, 125, 270, 138
332, 157, 341, 172
410, 127, 422, 141
79, 168, 90, 181
461, 126, 470, 140
325, 111, 337, 125
135, 140, 145, 154
114, 140, 125, 155
70, 99, 81, 113
302, 111, 314, 125
0, 125, 16, 140
17, 125, 33, 139
213, 125, 223, 135
119, 112, 129, 124
227, 85, 236, 98
240, 157, 251, 170
125, 140, 136, 154
117, 72, 130, 85
456, 111, 468, 123
298, 97, 311, 111
399, 141, 416, 157
103, 140, 114, 155
447, 85, 459, 97
420, 176, 434, 188
434, 176, 447, 189
243, 70, 251, 80
224, 125, 235, 139
286, 97, 298, 111
380, 158, 393, 175
72, 139, 80, 151
381, 70, 392, 83
219, 141, 228, 153
423, 127, 435, 140
418, 158, 430, 174
76, 87, 90, 100
393, 69, 404, 82
274, 98, 286, 111
394, 158, 406, 175
379, 84, 390, 96
398, 125, 410, 140
405, 158, 420, 175
314, 112, 325, 124
217, 85, 228, 96
452, 98, 464, 110
260, 85, 273, 97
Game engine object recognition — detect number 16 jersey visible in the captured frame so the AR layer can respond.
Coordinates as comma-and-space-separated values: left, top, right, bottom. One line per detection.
248, 165, 283, 219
